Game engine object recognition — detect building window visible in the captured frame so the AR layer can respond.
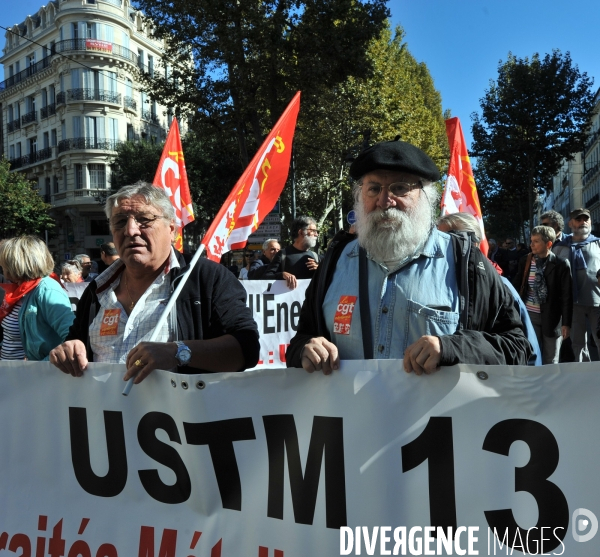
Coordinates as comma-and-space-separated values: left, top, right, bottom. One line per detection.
90, 218, 110, 235
45, 177, 51, 195
16, 143, 22, 158
28, 137, 37, 155
75, 164, 83, 189
9, 145, 15, 160
62, 167, 67, 190
89, 164, 106, 189
51, 129, 57, 146
43, 132, 49, 149
127, 123, 134, 141
53, 176, 59, 194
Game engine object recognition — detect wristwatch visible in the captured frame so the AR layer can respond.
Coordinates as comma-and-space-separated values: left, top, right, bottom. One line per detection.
174, 341, 192, 366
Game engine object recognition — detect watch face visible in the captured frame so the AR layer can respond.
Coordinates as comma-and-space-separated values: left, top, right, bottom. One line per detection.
177, 344, 192, 365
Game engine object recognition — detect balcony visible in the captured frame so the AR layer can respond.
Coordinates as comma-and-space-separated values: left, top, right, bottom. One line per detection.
51, 188, 111, 207
54, 39, 138, 66
0, 56, 52, 92
8, 148, 54, 169
142, 111, 160, 125
41, 103, 57, 119
36, 147, 53, 161
124, 96, 137, 111
7, 119, 21, 133
21, 110, 37, 126
57, 91, 66, 105
67, 88, 122, 104
58, 137, 120, 154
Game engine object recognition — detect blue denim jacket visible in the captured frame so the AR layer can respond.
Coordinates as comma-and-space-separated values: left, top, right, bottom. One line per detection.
322, 230, 460, 359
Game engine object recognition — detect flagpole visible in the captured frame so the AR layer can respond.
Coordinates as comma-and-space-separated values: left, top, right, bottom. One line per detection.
122, 244, 206, 396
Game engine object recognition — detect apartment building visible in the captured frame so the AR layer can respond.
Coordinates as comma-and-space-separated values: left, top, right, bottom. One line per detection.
0, 0, 179, 260
582, 89, 600, 235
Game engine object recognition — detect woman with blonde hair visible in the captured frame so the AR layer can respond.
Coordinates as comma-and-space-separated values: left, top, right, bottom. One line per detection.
0, 236, 74, 361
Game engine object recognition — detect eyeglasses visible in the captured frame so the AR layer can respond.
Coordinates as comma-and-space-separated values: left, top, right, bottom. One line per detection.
574, 215, 590, 222
109, 213, 168, 230
304, 228, 319, 236
362, 181, 423, 198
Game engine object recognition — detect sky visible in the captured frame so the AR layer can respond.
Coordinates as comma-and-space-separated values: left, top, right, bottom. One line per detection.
2, 0, 599, 149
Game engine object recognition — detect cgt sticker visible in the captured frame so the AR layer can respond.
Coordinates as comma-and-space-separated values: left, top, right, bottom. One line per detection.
333, 295, 356, 335
100, 309, 121, 336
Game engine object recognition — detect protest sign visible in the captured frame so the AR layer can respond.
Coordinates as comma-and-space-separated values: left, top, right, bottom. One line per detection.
0, 360, 598, 556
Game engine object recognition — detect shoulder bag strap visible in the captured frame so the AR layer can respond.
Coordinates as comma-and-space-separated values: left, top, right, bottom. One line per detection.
358, 246, 373, 359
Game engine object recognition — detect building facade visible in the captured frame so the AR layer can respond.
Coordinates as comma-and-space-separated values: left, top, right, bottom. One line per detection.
582, 89, 600, 235
0, 0, 178, 261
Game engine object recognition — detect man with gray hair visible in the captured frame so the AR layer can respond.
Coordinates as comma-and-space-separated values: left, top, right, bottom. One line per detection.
50, 182, 259, 383
247, 238, 281, 280
73, 253, 98, 283
286, 139, 532, 374
540, 210, 566, 244
262, 216, 319, 289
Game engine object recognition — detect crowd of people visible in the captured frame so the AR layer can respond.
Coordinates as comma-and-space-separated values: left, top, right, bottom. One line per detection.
0, 139, 598, 382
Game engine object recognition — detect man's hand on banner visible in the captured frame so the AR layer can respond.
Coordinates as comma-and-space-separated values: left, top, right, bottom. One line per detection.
124, 341, 179, 384
49, 340, 89, 377
282, 272, 298, 290
301, 337, 339, 375
403, 335, 441, 375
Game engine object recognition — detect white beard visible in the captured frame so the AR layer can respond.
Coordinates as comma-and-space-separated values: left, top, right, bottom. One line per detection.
304, 235, 317, 250
354, 187, 435, 266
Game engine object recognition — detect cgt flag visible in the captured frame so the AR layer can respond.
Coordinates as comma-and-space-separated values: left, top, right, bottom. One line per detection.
201, 92, 301, 261
153, 118, 194, 252
441, 117, 489, 255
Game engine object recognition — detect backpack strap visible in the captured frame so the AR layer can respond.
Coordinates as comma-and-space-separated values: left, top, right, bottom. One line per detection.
358, 246, 374, 359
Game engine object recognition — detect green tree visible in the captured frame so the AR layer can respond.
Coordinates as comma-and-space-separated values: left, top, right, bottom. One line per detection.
133, 0, 389, 166
0, 158, 55, 238
287, 25, 448, 237
110, 140, 163, 190
471, 50, 595, 230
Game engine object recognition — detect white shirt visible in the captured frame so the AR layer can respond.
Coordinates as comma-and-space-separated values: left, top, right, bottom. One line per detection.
89, 250, 180, 363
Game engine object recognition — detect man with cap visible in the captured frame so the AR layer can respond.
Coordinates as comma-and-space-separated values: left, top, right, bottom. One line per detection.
553, 208, 600, 361
286, 139, 532, 374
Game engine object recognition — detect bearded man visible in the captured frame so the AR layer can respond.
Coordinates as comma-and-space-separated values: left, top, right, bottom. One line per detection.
285, 139, 532, 374
262, 216, 320, 290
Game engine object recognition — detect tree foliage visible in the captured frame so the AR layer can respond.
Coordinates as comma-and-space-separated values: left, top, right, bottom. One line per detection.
0, 158, 55, 238
133, 0, 389, 167
471, 50, 596, 230
288, 25, 448, 237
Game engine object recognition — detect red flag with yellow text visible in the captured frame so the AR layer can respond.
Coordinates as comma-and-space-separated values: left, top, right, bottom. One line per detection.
441, 117, 489, 255
153, 118, 194, 252
201, 92, 301, 261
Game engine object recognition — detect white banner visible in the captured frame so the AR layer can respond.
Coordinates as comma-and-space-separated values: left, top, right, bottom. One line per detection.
1, 361, 599, 556
242, 280, 309, 370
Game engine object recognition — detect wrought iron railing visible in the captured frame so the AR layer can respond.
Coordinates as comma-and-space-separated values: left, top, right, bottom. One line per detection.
54, 39, 138, 65
57, 91, 66, 105
0, 56, 51, 92
142, 110, 160, 124
21, 110, 37, 125
41, 104, 57, 119
66, 88, 122, 104
124, 96, 137, 111
7, 119, 21, 132
58, 137, 120, 153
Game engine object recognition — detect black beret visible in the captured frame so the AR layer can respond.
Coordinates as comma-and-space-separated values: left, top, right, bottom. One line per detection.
349, 139, 441, 182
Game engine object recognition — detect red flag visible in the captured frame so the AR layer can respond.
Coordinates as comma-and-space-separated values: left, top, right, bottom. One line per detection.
441, 117, 489, 255
201, 92, 301, 261
153, 118, 194, 252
